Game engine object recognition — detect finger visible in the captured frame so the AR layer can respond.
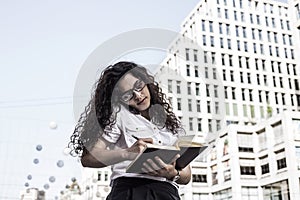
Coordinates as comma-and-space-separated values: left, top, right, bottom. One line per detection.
143, 161, 156, 173
140, 138, 153, 144
147, 158, 162, 171
153, 156, 167, 169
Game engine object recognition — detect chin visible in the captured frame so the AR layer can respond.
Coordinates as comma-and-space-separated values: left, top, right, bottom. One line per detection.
137, 101, 151, 111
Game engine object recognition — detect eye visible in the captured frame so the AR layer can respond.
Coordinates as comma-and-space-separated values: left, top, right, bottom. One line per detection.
121, 91, 133, 101
135, 80, 145, 90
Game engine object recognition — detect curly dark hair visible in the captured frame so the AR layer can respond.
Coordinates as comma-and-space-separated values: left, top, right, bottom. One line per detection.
68, 61, 182, 157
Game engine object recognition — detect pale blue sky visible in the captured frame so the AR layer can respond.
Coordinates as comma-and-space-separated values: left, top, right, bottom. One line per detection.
0, 0, 201, 199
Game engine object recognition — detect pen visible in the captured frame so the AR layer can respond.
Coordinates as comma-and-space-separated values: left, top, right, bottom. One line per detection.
131, 135, 140, 140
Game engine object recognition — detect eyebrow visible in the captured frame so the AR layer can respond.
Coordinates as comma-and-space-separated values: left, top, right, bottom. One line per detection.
123, 79, 140, 93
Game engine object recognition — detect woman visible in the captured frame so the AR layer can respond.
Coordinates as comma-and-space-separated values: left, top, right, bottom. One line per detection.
69, 61, 191, 200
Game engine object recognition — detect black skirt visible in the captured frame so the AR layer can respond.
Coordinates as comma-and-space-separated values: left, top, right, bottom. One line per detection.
106, 177, 180, 200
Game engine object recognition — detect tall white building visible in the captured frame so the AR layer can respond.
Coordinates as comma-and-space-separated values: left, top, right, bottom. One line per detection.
155, 0, 300, 199
156, 0, 300, 139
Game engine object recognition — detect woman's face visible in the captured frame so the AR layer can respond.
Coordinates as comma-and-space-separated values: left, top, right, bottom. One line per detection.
118, 73, 151, 111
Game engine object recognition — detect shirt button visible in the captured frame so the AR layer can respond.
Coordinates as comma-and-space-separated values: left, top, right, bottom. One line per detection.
158, 141, 162, 144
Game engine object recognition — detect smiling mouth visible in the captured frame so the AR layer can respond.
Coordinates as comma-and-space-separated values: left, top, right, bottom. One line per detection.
137, 97, 147, 105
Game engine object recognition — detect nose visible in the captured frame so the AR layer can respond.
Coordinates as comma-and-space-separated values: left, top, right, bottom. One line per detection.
133, 90, 143, 99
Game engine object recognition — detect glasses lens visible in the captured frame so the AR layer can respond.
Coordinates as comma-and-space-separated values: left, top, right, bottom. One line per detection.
135, 80, 145, 91
121, 91, 133, 102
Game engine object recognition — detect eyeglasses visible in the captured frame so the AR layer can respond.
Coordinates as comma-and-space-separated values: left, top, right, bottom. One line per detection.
120, 80, 146, 102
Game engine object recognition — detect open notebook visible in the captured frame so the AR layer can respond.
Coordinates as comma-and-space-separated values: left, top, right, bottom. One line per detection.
126, 135, 208, 173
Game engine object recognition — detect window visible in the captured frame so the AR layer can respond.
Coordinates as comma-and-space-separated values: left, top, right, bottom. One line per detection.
206, 84, 210, 97
189, 118, 193, 131
225, 9, 229, 19
197, 100, 201, 112
213, 188, 232, 200
273, 122, 284, 144
185, 48, 189, 61
242, 187, 258, 199
176, 81, 181, 94
193, 49, 198, 62
207, 101, 211, 113
213, 68, 217, 79
251, 28, 255, 39
195, 66, 199, 77
256, 15, 260, 25
205, 67, 209, 78
219, 23, 223, 34
214, 85, 218, 98
277, 158, 287, 170
210, 36, 215, 47
215, 102, 219, 114
234, 11, 238, 21
186, 65, 190, 76
230, 70, 234, 82
240, 166, 255, 175
216, 120, 221, 130
242, 88, 245, 100
261, 163, 270, 174
240, 72, 244, 83
244, 41, 248, 52
235, 25, 239, 37
232, 87, 236, 99
202, 35, 207, 46
204, 51, 208, 63
242, 27, 246, 38
197, 118, 202, 131
187, 82, 191, 95
247, 73, 251, 84
97, 171, 102, 181
233, 103, 238, 116
201, 20, 205, 31
220, 37, 224, 48
229, 55, 233, 66
224, 86, 228, 98
104, 171, 108, 181
188, 99, 192, 111
226, 24, 230, 35
243, 104, 247, 117
209, 21, 213, 32
221, 53, 225, 65
211, 52, 216, 64
208, 119, 212, 132
192, 174, 207, 183
168, 80, 172, 93
196, 83, 200, 96
258, 129, 267, 151
177, 98, 181, 110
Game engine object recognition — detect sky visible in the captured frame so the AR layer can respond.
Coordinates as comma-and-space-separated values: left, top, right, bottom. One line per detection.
0, 0, 202, 199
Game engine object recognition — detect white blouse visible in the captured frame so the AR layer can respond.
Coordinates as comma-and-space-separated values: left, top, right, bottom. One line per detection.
101, 105, 182, 185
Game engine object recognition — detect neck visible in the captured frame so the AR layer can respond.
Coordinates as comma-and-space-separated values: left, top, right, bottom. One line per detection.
140, 109, 150, 120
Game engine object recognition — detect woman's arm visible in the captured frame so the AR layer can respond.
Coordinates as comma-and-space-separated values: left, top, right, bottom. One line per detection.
81, 136, 153, 168
176, 165, 191, 184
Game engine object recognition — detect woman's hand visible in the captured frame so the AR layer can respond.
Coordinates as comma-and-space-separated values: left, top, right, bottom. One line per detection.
141, 154, 180, 180
125, 138, 153, 160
